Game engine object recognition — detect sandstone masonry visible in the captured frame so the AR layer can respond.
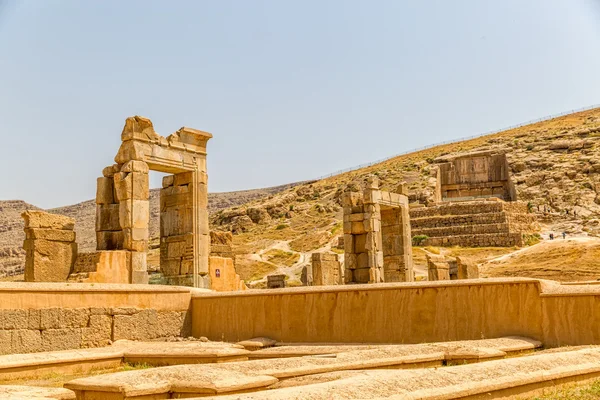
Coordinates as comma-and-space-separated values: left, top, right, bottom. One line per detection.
22, 211, 77, 282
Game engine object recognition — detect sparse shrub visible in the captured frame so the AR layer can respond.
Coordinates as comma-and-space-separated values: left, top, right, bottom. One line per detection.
289, 205, 294, 211
527, 201, 534, 213
526, 144, 534, 151
412, 235, 429, 246
276, 224, 288, 230
523, 233, 542, 246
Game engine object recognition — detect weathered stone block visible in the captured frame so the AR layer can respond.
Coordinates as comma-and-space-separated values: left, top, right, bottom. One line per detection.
40, 308, 60, 330
21, 210, 75, 230
114, 171, 149, 201
354, 234, 367, 252
343, 234, 354, 253
113, 309, 158, 341
344, 253, 357, 270
162, 175, 174, 188
95, 204, 120, 232
82, 315, 112, 348
121, 160, 149, 173
0, 330, 11, 355
119, 200, 149, 229
353, 268, 370, 283
0, 309, 28, 330
123, 228, 149, 252
131, 270, 149, 284
96, 177, 115, 205
28, 309, 41, 330
357, 253, 369, 269
24, 240, 77, 282
42, 328, 82, 351
114, 140, 152, 165
351, 221, 366, 235
35, 225, 73, 244
59, 309, 90, 328
102, 164, 120, 178
11, 329, 42, 354
457, 256, 479, 279
96, 231, 124, 251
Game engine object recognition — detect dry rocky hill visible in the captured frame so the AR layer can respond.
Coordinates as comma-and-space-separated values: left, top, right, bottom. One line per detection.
4, 108, 600, 283
0, 182, 305, 277
209, 108, 600, 286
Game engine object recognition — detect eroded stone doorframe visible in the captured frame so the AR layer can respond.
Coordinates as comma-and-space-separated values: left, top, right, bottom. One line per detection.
152, 165, 208, 288
342, 178, 414, 284
96, 116, 211, 287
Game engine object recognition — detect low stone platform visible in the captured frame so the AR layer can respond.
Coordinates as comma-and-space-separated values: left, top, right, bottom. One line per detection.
410, 200, 539, 247
0, 340, 249, 381
200, 347, 600, 399
62, 337, 540, 399
0, 385, 75, 400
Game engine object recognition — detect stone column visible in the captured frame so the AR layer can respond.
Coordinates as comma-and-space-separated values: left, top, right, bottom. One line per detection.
193, 168, 210, 288
363, 177, 384, 283
114, 160, 149, 284
312, 253, 342, 286
96, 164, 123, 250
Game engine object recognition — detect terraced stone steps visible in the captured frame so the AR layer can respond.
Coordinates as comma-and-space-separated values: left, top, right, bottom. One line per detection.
423, 232, 523, 247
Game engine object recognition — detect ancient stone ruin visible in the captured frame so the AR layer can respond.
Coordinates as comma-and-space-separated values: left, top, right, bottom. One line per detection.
342, 177, 413, 284
22, 211, 77, 282
310, 252, 343, 285
433, 150, 516, 202
267, 274, 286, 288
426, 254, 479, 281
408, 150, 539, 247
410, 199, 539, 247
94, 116, 212, 287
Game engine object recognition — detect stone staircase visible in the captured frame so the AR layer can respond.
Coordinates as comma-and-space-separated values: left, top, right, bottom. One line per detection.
409, 200, 539, 247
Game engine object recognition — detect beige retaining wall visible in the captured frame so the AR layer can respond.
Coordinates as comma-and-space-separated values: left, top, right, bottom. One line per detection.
191, 278, 600, 347
0, 283, 193, 355
192, 279, 545, 344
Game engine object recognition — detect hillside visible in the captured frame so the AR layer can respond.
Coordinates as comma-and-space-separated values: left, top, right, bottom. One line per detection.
4, 108, 600, 283
0, 182, 305, 277
210, 107, 600, 286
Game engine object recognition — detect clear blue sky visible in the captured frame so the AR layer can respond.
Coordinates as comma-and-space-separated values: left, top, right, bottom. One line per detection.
1, 0, 599, 209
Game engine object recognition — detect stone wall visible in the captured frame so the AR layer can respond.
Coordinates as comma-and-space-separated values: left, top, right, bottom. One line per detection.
191, 279, 544, 344
191, 279, 600, 347
22, 211, 77, 282
0, 307, 190, 355
410, 199, 539, 247
0, 282, 192, 355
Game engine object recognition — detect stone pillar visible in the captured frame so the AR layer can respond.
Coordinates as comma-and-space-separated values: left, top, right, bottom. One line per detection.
114, 160, 149, 284
426, 254, 450, 281
96, 164, 123, 250
193, 169, 210, 288
312, 252, 342, 286
457, 256, 479, 279
22, 211, 77, 282
363, 177, 384, 283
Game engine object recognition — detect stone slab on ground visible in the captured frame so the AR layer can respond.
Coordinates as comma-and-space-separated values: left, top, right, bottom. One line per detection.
0, 340, 250, 381
60, 336, 542, 399
0, 385, 75, 399
249, 336, 540, 359
64, 365, 277, 398
198, 347, 600, 399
